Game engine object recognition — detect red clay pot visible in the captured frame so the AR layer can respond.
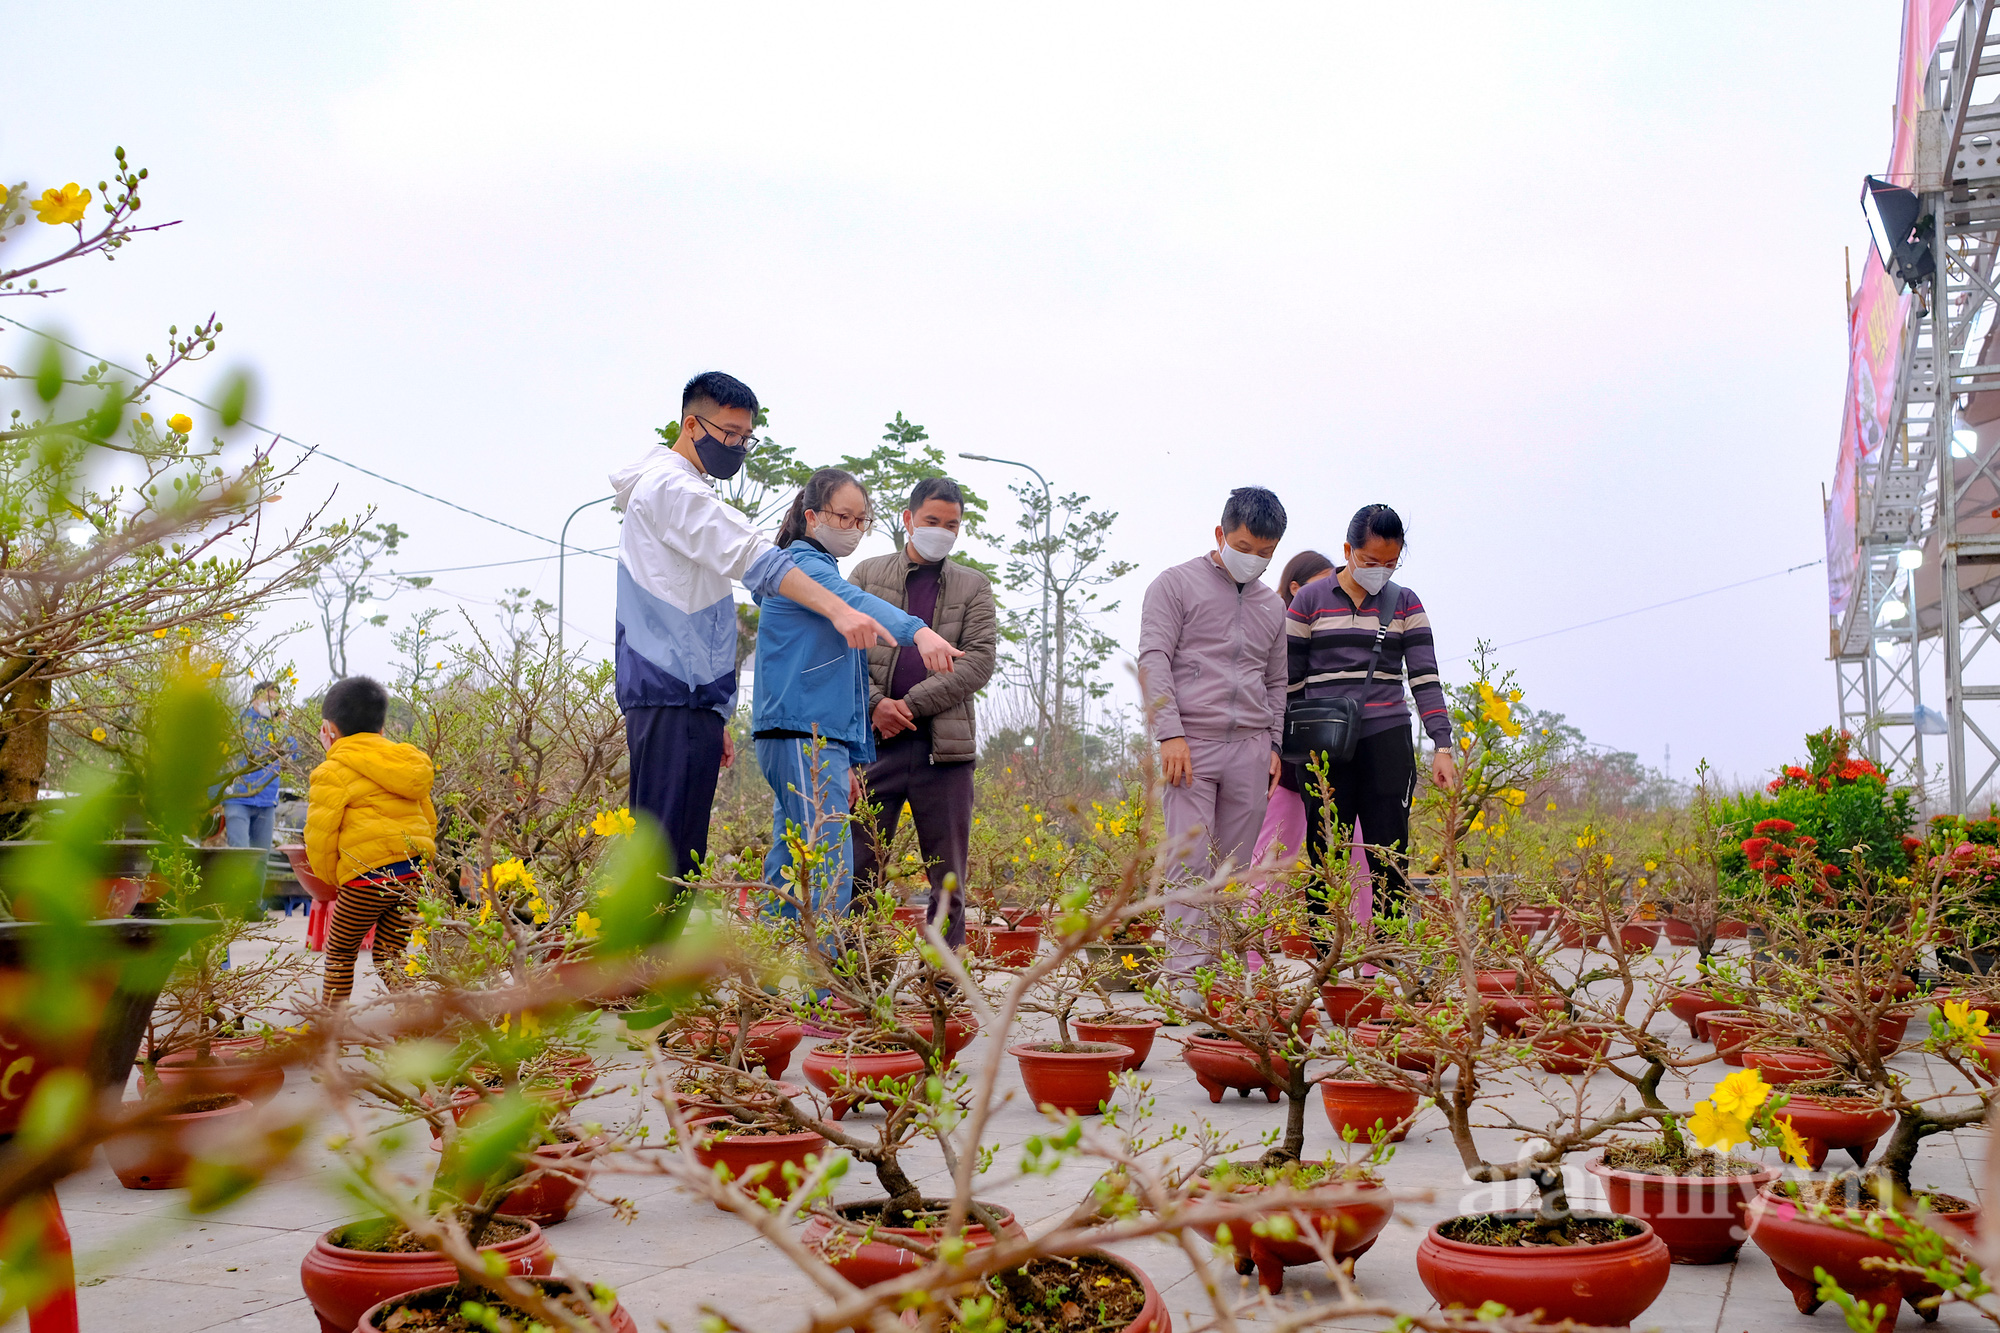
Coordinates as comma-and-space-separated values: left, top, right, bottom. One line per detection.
1180, 1033, 1289, 1102
1748, 1185, 1980, 1330
1553, 912, 1604, 949
1011, 1041, 1129, 1115
1523, 1021, 1614, 1076
1658, 916, 1697, 946
1319, 1080, 1421, 1143
1079, 1249, 1171, 1333
104, 1094, 255, 1189
967, 924, 1040, 966
687, 1115, 827, 1208
1742, 1046, 1839, 1085
800, 1045, 927, 1120
731, 1021, 804, 1080
151, 1044, 286, 1105
1353, 1021, 1440, 1073
891, 905, 927, 927
801, 1200, 1023, 1287
1475, 969, 1522, 993
1277, 930, 1319, 960
496, 1142, 595, 1226
669, 1078, 806, 1122
1073, 1019, 1161, 1071
1415, 1211, 1671, 1326
1781, 1094, 1897, 1170
1696, 1009, 1761, 1065
1191, 1171, 1393, 1293
1826, 1010, 1911, 1061
1663, 985, 1732, 1038
1585, 1151, 1778, 1264
1506, 905, 1559, 933
1616, 919, 1663, 951
897, 1010, 979, 1060
1714, 917, 1750, 939
1481, 993, 1566, 1037
358, 1279, 636, 1333
1319, 981, 1385, 1027
300, 1216, 551, 1333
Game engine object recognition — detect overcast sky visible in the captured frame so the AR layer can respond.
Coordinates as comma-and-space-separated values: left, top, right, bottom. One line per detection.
10, 2, 1905, 785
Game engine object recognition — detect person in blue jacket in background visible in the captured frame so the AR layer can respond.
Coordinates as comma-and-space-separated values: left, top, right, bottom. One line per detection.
753, 468, 962, 918
222, 679, 295, 851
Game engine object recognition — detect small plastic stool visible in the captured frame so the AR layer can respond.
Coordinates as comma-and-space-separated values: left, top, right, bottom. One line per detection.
302, 901, 374, 954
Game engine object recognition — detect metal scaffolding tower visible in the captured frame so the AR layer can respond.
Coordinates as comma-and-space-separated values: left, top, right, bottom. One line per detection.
1837, 1, 2000, 812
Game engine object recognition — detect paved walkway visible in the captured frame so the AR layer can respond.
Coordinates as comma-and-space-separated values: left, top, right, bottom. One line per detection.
54, 923, 1994, 1332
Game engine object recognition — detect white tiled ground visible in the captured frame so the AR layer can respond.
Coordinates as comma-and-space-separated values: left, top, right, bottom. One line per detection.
52, 921, 1995, 1332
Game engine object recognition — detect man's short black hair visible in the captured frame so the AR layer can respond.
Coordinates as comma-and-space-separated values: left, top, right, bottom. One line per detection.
681, 371, 759, 420
1221, 486, 1287, 541
322, 675, 389, 736
251, 679, 278, 696
908, 476, 964, 512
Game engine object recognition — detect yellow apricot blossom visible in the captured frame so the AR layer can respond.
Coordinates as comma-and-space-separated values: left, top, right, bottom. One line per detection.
167, 413, 193, 434
1943, 999, 1991, 1043
89, 727, 106, 742
1687, 1101, 1750, 1152
573, 910, 601, 939
1710, 1068, 1770, 1118
591, 807, 637, 837
33, 183, 90, 225
1775, 1116, 1811, 1168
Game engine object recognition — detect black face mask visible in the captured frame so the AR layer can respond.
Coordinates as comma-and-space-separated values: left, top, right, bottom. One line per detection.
690, 424, 749, 480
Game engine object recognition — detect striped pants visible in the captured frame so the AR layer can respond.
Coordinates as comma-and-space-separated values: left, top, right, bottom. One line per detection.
321, 874, 419, 1006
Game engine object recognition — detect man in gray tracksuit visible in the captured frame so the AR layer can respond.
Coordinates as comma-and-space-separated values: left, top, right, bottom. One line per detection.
1137, 487, 1289, 994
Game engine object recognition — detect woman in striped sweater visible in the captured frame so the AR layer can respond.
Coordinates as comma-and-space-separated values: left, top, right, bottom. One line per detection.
1285, 504, 1457, 920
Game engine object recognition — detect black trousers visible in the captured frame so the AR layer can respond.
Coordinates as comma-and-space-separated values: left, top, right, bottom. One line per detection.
852, 730, 974, 949
625, 705, 725, 909
1302, 727, 1418, 919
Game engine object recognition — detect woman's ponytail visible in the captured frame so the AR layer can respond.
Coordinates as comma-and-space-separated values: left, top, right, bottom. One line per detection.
776, 491, 812, 547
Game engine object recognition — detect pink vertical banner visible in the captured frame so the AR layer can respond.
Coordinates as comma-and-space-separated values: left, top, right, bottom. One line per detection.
1827, 0, 1958, 628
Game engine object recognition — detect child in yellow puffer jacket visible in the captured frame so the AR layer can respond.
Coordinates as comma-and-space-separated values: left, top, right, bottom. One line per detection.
304, 675, 437, 1005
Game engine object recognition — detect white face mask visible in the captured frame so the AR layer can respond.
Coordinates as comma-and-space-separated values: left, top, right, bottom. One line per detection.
1217, 542, 1269, 584
1351, 564, 1392, 594
908, 525, 957, 562
810, 517, 863, 559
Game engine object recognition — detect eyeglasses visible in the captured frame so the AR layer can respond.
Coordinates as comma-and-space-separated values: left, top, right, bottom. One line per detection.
813, 507, 871, 531
1352, 557, 1400, 571
690, 414, 761, 451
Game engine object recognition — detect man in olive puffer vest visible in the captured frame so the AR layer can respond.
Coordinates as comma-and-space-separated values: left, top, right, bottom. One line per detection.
848, 477, 998, 948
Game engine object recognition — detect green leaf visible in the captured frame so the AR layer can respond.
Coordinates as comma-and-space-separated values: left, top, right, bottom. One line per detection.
33, 341, 63, 403
593, 817, 678, 956
216, 371, 252, 428
437, 1092, 542, 1198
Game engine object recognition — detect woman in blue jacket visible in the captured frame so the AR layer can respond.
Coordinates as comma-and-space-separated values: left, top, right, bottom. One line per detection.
754, 468, 960, 918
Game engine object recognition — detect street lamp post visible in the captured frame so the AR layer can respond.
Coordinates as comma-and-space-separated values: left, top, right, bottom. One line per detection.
557, 494, 616, 660
958, 452, 1053, 741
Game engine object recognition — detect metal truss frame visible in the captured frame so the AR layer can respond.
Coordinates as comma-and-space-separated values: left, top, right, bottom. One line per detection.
1836, 1, 2000, 811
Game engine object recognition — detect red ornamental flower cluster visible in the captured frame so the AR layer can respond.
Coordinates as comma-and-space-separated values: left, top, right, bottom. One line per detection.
1765, 731, 1885, 794
1741, 819, 1836, 897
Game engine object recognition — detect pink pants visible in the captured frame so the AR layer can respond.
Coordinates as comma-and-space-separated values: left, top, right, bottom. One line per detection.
1244, 785, 1370, 968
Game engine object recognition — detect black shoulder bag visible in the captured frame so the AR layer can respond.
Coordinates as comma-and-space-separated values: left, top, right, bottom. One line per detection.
1280, 582, 1399, 765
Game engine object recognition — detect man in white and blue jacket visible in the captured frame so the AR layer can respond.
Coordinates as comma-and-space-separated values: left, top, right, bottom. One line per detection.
609, 372, 893, 897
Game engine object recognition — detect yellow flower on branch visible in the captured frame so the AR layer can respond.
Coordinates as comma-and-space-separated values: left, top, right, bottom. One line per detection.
166, 413, 193, 434
1499, 788, 1526, 808
1687, 1101, 1750, 1152
591, 807, 637, 837
574, 910, 601, 939
1943, 999, 1991, 1043
1468, 812, 1486, 831
1121, 953, 1138, 970
1775, 1116, 1811, 1168
89, 727, 106, 742
1710, 1068, 1770, 1118
32, 183, 90, 225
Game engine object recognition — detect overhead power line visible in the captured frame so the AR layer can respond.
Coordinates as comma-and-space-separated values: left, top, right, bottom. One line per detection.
0, 314, 614, 561
1451, 558, 1824, 659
